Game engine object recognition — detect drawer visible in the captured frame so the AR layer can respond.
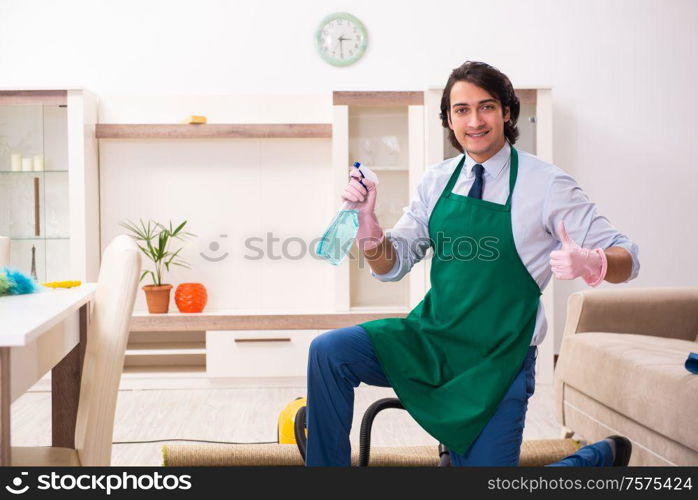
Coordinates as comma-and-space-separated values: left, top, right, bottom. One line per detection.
206, 329, 321, 377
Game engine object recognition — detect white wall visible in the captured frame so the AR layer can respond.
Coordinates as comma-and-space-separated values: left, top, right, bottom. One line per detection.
2, 0, 696, 349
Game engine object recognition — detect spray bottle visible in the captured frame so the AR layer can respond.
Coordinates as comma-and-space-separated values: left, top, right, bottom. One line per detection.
316, 162, 379, 265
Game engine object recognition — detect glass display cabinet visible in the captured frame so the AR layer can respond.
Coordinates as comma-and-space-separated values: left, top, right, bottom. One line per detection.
0, 89, 100, 283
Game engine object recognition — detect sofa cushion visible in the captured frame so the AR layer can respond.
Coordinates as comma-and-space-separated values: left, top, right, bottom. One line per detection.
557, 332, 698, 451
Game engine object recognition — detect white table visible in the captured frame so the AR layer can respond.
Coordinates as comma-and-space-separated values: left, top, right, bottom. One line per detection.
0, 283, 96, 465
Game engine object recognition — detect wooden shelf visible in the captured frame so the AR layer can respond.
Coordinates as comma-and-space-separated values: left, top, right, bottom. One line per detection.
365, 165, 409, 171
515, 89, 537, 104
0, 90, 67, 106
130, 309, 409, 332
121, 366, 207, 378
95, 123, 332, 139
126, 342, 205, 355
9, 236, 70, 241
0, 170, 68, 174
334, 91, 424, 106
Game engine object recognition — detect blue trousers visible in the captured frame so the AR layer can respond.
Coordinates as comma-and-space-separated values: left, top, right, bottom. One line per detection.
305, 325, 613, 467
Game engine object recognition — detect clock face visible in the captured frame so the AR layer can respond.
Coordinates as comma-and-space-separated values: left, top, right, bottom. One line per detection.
315, 12, 368, 67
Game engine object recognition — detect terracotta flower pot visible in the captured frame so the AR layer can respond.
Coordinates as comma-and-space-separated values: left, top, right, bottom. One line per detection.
143, 284, 173, 314
175, 283, 208, 313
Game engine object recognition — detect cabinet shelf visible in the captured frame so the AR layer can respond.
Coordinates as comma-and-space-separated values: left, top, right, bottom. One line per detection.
334, 91, 424, 106
129, 310, 409, 332
95, 123, 333, 139
365, 165, 409, 171
0, 90, 67, 106
9, 236, 70, 241
0, 170, 68, 174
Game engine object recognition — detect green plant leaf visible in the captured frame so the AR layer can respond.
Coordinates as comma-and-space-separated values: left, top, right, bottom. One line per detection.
157, 231, 168, 260
172, 220, 187, 236
146, 236, 158, 261
140, 269, 156, 285
136, 243, 151, 258
120, 220, 150, 242
165, 247, 183, 265
176, 230, 196, 240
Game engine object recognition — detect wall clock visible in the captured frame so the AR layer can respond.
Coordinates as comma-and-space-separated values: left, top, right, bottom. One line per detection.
315, 12, 368, 67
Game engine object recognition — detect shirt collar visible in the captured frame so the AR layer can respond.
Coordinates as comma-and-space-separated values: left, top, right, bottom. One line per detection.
463, 141, 510, 179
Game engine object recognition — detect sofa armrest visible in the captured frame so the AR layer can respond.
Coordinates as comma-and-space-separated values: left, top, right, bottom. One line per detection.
563, 287, 698, 342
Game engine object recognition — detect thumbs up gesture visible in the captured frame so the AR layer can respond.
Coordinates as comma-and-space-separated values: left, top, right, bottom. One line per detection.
550, 220, 608, 287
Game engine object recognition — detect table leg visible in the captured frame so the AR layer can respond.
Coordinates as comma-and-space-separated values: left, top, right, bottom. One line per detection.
0, 347, 10, 465
52, 304, 88, 448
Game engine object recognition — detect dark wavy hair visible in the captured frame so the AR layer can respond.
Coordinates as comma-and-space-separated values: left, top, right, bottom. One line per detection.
439, 61, 520, 152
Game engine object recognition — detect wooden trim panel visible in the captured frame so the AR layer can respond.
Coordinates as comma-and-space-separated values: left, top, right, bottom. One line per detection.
0, 90, 67, 106
515, 89, 537, 105
130, 311, 409, 332
95, 124, 332, 139
333, 91, 424, 106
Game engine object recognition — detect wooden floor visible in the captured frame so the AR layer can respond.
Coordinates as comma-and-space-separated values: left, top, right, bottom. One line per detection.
11, 381, 561, 466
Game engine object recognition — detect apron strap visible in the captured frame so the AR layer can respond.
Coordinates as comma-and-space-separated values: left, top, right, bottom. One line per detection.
444, 155, 466, 195
505, 146, 518, 208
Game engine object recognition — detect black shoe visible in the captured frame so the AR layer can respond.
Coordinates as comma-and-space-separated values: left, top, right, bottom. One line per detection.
607, 435, 632, 466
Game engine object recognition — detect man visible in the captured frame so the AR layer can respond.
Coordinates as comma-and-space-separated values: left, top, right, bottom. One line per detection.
306, 61, 639, 466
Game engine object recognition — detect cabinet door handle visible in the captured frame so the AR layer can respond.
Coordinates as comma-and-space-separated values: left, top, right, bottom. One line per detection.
234, 337, 292, 343
34, 176, 40, 236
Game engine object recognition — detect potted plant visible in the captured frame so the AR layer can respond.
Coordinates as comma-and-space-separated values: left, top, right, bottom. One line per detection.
120, 219, 195, 313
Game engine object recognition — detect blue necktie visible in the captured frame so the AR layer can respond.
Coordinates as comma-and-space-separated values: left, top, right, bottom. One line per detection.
468, 164, 484, 199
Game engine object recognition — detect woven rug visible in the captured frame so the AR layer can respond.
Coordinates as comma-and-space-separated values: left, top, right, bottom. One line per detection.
162, 439, 580, 467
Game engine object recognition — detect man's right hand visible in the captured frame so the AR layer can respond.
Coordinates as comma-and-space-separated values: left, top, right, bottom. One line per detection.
341, 167, 384, 252
341, 168, 377, 215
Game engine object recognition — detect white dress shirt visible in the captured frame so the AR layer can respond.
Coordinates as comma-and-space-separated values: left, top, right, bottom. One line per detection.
371, 142, 640, 346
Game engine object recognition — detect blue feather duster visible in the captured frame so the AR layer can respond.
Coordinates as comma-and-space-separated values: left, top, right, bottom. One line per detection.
0, 267, 40, 296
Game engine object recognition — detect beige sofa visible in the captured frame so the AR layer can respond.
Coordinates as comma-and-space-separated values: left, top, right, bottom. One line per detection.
554, 287, 698, 466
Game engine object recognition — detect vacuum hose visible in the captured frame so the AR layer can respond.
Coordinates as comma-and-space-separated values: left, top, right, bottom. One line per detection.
294, 405, 308, 462
358, 398, 405, 466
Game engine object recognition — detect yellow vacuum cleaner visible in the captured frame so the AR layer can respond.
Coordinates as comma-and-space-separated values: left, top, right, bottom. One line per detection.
277, 397, 306, 445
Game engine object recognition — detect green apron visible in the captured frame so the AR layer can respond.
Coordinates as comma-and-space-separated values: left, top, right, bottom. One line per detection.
359, 146, 541, 454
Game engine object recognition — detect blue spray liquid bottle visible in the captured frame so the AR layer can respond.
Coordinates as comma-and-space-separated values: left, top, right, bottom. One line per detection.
316, 162, 379, 266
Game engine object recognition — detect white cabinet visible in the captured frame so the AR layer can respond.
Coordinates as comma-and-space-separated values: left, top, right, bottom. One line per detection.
206, 329, 321, 378
0, 89, 100, 283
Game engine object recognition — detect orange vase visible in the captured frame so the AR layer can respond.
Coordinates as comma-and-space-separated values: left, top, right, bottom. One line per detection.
175, 283, 208, 313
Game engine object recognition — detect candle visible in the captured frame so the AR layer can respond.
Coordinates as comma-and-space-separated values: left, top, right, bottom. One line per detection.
10, 153, 21, 172
33, 154, 44, 171
21, 158, 32, 172
0, 236, 9, 267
